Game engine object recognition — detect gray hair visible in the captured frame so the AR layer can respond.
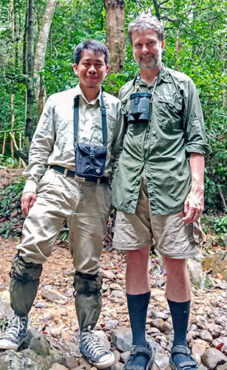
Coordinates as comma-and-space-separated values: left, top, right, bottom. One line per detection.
128, 13, 165, 43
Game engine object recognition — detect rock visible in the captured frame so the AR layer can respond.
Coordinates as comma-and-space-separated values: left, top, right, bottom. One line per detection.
0, 350, 38, 370
216, 364, 227, 370
150, 318, 171, 332
101, 269, 116, 280
201, 348, 227, 369
62, 355, 80, 369
49, 364, 68, 370
109, 283, 122, 290
111, 290, 125, 298
149, 309, 169, 320
188, 258, 204, 288
120, 351, 130, 363
105, 320, 119, 330
39, 313, 54, 322
202, 250, 227, 281
110, 363, 124, 370
212, 337, 227, 355
191, 339, 208, 357
40, 286, 68, 304
146, 327, 161, 335
34, 302, 47, 309
77, 357, 92, 369
27, 328, 50, 357
113, 349, 121, 363
193, 352, 201, 365
111, 328, 132, 352
154, 351, 169, 369
0, 291, 13, 320
0, 348, 60, 370
187, 330, 199, 341
200, 330, 213, 342
50, 326, 63, 338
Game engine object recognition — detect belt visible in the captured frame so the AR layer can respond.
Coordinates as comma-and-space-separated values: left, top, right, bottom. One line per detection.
49, 165, 109, 184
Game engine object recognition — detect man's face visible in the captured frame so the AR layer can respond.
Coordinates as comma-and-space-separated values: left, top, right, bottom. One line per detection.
131, 29, 165, 70
73, 49, 109, 90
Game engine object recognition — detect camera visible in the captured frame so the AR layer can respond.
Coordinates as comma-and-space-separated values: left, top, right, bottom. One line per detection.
128, 92, 152, 124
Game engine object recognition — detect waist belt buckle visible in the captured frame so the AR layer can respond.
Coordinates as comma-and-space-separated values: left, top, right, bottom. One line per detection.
63, 168, 68, 177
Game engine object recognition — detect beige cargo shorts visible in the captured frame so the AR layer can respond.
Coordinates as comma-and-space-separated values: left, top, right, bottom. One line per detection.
113, 178, 203, 259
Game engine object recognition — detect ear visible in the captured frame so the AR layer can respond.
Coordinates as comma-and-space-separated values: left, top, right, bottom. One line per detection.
73, 64, 78, 76
105, 64, 110, 74
161, 40, 165, 51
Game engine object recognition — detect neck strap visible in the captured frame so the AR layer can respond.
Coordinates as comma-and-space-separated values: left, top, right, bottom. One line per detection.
73, 93, 107, 147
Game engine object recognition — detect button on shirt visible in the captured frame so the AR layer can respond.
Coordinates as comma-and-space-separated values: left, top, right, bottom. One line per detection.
23, 84, 122, 194
111, 64, 209, 215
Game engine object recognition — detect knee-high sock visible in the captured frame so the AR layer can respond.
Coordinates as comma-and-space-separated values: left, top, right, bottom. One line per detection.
168, 299, 190, 346
127, 292, 150, 346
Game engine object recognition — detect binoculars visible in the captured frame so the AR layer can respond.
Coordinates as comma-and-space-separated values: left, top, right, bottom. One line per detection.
128, 92, 152, 124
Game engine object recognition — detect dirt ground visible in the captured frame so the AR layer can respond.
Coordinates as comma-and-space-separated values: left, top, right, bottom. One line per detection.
0, 168, 24, 190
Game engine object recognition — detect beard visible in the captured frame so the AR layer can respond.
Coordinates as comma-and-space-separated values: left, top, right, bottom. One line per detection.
136, 52, 162, 70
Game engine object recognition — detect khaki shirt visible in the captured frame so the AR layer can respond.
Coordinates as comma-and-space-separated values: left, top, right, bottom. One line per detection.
23, 84, 122, 194
111, 64, 209, 215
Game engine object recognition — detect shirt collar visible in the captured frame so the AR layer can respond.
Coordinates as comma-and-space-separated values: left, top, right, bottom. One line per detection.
74, 84, 102, 105
133, 63, 172, 87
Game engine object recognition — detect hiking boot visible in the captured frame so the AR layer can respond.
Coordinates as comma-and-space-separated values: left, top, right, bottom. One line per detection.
80, 329, 115, 369
0, 314, 28, 350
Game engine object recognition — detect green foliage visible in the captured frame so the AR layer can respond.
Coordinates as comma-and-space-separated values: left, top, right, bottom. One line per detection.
0, 0, 226, 211
0, 180, 25, 218
213, 216, 227, 235
0, 155, 21, 169
0, 179, 25, 239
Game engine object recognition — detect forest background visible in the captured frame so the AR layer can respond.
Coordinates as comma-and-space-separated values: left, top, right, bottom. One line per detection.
0, 0, 226, 235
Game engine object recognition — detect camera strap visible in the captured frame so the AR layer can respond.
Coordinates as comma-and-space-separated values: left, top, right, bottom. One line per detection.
73, 92, 107, 148
133, 73, 158, 100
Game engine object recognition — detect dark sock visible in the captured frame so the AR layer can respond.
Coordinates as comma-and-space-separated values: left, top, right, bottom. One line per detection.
127, 292, 150, 368
168, 300, 194, 367
167, 299, 190, 347
127, 292, 150, 346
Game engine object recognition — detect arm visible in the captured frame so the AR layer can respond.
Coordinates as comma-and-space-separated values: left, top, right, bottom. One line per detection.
21, 96, 55, 214
21, 192, 37, 216
182, 153, 204, 223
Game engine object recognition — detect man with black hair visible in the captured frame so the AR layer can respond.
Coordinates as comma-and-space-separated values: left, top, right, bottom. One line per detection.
111, 13, 209, 370
0, 39, 122, 369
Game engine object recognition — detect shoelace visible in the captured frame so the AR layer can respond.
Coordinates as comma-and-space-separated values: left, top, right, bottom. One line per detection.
82, 331, 109, 358
3, 315, 26, 339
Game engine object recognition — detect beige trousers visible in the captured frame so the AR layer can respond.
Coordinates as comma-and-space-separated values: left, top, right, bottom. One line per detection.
18, 169, 111, 274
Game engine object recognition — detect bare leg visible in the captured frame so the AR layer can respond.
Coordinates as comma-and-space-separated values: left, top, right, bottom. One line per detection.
163, 257, 191, 302
126, 246, 150, 294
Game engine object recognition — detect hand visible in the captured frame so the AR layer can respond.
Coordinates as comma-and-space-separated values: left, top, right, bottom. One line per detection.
21, 192, 37, 216
182, 187, 204, 224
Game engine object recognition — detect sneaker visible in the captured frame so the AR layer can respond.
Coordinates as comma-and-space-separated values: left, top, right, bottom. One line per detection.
0, 314, 28, 350
80, 330, 115, 369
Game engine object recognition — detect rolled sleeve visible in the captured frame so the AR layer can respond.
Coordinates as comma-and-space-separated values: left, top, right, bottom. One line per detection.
183, 80, 209, 156
23, 96, 55, 193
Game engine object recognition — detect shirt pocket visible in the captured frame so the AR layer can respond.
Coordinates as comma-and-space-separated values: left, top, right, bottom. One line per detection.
155, 94, 183, 131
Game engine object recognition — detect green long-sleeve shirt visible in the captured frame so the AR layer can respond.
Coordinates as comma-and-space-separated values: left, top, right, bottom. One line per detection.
111, 64, 209, 215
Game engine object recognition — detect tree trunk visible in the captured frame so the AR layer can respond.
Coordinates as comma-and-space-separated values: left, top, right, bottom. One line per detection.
103, 0, 125, 73
153, 0, 161, 20
25, 0, 35, 143
34, 0, 57, 118
11, 0, 19, 69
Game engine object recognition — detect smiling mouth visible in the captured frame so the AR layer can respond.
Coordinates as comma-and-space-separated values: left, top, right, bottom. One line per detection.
141, 55, 154, 60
